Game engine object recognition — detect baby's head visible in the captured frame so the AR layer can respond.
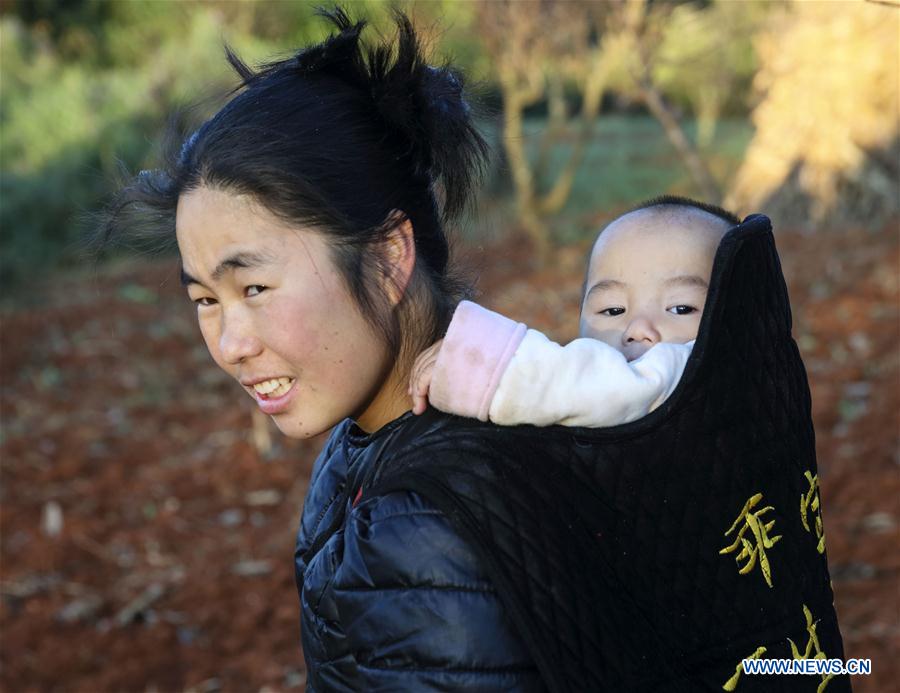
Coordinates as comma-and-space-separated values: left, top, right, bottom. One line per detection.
579, 196, 740, 361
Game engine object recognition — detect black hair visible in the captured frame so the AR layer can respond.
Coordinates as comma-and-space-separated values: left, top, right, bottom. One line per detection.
94, 6, 488, 371
626, 194, 741, 227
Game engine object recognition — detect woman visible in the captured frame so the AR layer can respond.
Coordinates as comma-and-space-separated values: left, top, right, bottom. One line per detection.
100, 8, 545, 691
99, 8, 849, 693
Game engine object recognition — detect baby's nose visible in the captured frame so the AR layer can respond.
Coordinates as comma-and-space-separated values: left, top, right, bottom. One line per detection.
622, 317, 661, 345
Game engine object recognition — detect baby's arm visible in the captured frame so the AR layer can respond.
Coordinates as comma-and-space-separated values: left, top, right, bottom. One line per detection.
423, 301, 528, 421
488, 329, 692, 426
423, 301, 692, 427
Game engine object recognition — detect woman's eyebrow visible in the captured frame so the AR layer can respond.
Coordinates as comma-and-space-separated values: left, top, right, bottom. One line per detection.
180, 267, 199, 287
180, 250, 276, 288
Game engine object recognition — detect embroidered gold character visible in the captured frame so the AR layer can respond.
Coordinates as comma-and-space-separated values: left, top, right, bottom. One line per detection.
788, 604, 834, 693
722, 645, 767, 691
720, 493, 782, 588
800, 471, 826, 554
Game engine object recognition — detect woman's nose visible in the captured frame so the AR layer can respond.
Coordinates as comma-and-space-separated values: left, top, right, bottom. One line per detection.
218, 313, 263, 365
622, 316, 661, 345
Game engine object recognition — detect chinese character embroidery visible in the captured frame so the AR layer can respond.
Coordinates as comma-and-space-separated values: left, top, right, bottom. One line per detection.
720, 493, 783, 587
788, 604, 834, 693
722, 645, 767, 691
800, 470, 826, 554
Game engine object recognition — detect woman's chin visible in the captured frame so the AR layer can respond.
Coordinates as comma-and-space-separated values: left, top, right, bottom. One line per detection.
269, 412, 334, 440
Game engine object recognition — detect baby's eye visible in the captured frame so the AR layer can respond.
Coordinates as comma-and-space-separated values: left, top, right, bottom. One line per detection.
667, 305, 697, 315
245, 285, 267, 298
193, 296, 217, 307
598, 307, 625, 317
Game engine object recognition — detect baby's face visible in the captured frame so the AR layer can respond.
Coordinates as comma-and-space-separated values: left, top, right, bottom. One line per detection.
579, 207, 728, 362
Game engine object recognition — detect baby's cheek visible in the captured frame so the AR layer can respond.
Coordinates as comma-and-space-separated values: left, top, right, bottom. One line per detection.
579, 316, 621, 348
596, 332, 624, 354
678, 314, 703, 342
578, 313, 598, 339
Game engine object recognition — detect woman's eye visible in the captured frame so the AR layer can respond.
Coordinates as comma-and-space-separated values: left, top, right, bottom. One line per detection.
245, 285, 267, 298
598, 307, 625, 317
668, 305, 697, 315
193, 296, 217, 307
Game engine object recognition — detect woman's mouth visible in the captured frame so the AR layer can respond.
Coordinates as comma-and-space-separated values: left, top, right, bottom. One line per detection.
249, 377, 297, 414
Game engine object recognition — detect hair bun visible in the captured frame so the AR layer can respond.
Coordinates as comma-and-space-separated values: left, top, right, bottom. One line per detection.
366, 11, 487, 221
243, 7, 487, 222
290, 9, 365, 80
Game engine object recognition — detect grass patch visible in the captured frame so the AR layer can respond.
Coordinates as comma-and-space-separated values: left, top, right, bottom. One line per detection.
474, 114, 753, 244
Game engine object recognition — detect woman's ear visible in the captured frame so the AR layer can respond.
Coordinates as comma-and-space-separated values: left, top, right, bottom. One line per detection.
381, 214, 416, 306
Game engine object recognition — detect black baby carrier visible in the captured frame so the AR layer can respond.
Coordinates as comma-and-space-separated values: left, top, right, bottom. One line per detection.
365, 214, 849, 692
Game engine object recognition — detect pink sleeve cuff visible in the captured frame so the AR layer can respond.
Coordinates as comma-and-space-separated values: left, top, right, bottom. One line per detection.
430, 301, 527, 421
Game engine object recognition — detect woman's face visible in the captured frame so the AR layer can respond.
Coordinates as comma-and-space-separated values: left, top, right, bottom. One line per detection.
176, 185, 393, 439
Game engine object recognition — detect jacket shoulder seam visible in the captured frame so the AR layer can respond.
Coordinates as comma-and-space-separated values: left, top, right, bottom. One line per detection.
335, 584, 495, 594
358, 507, 445, 526
356, 662, 538, 675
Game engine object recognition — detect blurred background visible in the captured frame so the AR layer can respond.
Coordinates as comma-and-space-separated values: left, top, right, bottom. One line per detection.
1, 0, 897, 691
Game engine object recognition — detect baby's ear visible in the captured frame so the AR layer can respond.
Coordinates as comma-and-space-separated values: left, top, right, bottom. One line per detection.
380, 212, 416, 306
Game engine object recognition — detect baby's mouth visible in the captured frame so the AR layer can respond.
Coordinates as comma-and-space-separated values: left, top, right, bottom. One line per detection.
251, 376, 295, 399
625, 347, 648, 362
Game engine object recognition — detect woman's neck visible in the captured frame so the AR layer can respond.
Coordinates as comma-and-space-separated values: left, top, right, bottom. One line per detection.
353, 366, 411, 434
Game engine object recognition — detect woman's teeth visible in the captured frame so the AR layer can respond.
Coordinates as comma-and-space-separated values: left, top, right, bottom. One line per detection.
253, 377, 294, 397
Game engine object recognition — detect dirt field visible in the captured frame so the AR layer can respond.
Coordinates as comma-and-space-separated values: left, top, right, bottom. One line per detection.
2, 221, 897, 692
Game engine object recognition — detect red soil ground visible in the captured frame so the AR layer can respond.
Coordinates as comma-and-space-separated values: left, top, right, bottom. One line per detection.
2, 222, 897, 692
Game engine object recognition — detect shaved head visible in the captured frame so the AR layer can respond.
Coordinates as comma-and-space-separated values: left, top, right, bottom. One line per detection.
581, 199, 739, 300
627, 194, 740, 226
577, 199, 740, 357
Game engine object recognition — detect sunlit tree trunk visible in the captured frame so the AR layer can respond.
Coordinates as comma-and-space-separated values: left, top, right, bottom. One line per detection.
638, 76, 720, 201
538, 58, 607, 215
625, 0, 721, 202
498, 65, 550, 262
478, 0, 611, 266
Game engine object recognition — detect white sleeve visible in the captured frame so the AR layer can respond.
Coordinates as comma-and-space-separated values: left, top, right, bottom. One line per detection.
487, 332, 693, 427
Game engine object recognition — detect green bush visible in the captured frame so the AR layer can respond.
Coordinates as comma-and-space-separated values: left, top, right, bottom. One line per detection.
0, 0, 760, 288
0, 1, 481, 288
0, 8, 272, 287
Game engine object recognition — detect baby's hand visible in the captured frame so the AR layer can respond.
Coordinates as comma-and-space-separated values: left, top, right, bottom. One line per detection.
409, 339, 443, 415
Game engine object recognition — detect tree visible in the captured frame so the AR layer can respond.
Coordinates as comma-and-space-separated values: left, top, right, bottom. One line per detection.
726, 0, 900, 225
474, 0, 759, 262
475, 0, 616, 262
601, 0, 769, 203
613, 0, 721, 202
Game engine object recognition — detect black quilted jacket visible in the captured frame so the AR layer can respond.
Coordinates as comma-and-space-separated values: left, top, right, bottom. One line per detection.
295, 414, 544, 691
295, 215, 849, 692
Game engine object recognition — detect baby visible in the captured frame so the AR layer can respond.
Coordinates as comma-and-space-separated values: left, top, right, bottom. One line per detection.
409, 195, 741, 426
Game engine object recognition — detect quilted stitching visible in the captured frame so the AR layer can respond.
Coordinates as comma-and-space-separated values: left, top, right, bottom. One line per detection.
368, 216, 848, 692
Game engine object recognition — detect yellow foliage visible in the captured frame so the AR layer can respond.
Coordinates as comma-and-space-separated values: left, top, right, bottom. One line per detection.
727, 0, 899, 223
